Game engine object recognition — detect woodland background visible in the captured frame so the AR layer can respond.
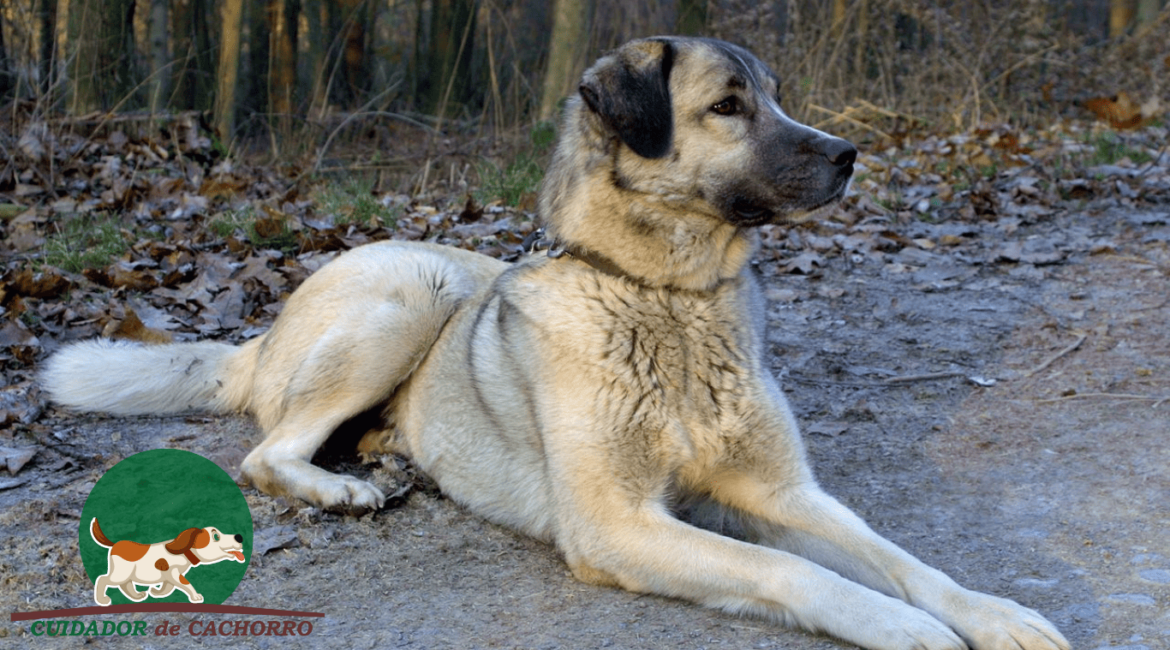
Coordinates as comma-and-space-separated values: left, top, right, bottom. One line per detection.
0, 0, 1167, 172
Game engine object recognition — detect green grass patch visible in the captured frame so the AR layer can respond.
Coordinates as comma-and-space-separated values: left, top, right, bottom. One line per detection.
314, 177, 399, 228
475, 121, 556, 207
209, 206, 299, 253
42, 213, 128, 273
1087, 132, 1152, 166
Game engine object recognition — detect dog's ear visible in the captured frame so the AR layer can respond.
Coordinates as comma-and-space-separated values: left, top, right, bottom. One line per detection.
579, 39, 674, 159
165, 528, 203, 554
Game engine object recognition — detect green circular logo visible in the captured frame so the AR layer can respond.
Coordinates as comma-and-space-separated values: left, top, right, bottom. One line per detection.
79, 449, 252, 606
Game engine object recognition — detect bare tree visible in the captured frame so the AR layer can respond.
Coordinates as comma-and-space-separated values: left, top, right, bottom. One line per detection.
147, 0, 169, 113
269, 0, 301, 137
677, 0, 708, 35
37, 0, 57, 94
1109, 0, 1136, 36
0, 14, 10, 99
539, 0, 593, 122
67, 0, 137, 113
1136, 0, 1161, 27
419, 0, 478, 116
173, 0, 215, 110
309, 0, 373, 115
215, 0, 245, 141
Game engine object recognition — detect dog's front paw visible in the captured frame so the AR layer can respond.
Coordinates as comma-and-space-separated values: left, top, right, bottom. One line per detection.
312, 476, 386, 515
125, 589, 148, 602
859, 601, 966, 650
948, 591, 1069, 650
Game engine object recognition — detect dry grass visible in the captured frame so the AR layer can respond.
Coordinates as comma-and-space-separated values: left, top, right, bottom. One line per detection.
708, 0, 1169, 143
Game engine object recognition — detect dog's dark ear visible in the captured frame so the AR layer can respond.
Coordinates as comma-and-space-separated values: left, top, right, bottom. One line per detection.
166, 528, 202, 554
579, 39, 674, 159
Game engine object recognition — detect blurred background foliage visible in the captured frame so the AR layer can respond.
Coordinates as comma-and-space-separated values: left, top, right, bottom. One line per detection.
0, 0, 1166, 189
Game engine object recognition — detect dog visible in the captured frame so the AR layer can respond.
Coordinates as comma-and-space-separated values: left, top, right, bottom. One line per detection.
89, 518, 245, 605
45, 37, 1068, 650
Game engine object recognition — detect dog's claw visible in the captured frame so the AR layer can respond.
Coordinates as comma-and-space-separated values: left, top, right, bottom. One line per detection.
315, 476, 385, 515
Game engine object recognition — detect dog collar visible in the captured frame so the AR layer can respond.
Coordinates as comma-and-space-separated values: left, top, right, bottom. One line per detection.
183, 550, 201, 566
526, 228, 644, 285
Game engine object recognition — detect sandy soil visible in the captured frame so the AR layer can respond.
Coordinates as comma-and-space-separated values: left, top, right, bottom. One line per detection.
3, 203, 1167, 649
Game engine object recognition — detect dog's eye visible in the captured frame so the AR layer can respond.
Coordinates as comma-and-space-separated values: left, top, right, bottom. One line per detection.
711, 97, 739, 116
213, 533, 220, 541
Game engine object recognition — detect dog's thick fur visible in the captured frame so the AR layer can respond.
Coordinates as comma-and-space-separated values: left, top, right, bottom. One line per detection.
44, 37, 1068, 650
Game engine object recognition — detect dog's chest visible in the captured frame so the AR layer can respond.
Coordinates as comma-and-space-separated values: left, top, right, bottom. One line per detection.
594, 285, 756, 432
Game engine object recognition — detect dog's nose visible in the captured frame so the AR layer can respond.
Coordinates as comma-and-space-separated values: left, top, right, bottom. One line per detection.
823, 138, 857, 167
234, 534, 243, 543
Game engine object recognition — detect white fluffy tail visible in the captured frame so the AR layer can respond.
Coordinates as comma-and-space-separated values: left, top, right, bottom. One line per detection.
41, 338, 258, 416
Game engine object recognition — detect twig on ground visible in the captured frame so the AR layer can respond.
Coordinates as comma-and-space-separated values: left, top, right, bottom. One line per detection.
1034, 393, 1169, 407
883, 371, 968, 384
1023, 332, 1087, 378
785, 370, 972, 388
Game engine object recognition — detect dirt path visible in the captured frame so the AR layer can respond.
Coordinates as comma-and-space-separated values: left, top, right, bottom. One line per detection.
3, 204, 1167, 649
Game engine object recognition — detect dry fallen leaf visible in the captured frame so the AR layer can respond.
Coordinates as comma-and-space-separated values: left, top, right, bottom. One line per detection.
1083, 91, 1144, 129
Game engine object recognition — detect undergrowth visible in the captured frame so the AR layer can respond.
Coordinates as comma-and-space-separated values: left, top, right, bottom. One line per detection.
475, 121, 556, 207
42, 213, 127, 272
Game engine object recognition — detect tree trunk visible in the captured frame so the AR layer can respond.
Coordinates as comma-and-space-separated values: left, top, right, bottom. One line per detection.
1109, 0, 1136, 37
37, 0, 57, 93
1136, 0, 1160, 27
339, 0, 371, 106
172, 0, 215, 110
676, 0, 707, 36
147, 0, 169, 113
853, 0, 869, 76
422, 0, 477, 116
269, 0, 301, 137
215, 0, 245, 142
307, 0, 329, 117
831, 0, 848, 41
0, 14, 10, 100
539, 0, 593, 122
247, 0, 272, 120
67, 0, 137, 113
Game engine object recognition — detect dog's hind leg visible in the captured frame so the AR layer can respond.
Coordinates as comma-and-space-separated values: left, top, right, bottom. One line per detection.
118, 582, 147, 601
239, 244, 504, 512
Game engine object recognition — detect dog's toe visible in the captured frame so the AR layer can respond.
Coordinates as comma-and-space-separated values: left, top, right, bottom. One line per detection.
315, 476, 386, 515
947, 592, 1069, 650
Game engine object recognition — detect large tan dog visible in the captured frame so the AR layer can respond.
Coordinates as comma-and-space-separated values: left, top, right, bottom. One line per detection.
44, 37, 1068, 650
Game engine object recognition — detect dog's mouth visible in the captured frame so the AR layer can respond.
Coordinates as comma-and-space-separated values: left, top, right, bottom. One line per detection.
730, 200, 776, 227
229, 550, 245, 562
730, 184, 848, 227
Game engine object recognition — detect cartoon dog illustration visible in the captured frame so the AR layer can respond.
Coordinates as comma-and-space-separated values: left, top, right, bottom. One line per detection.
89, 518, 245, 606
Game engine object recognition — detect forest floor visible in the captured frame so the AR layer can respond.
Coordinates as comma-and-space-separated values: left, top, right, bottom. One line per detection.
1, 117, 1168, 649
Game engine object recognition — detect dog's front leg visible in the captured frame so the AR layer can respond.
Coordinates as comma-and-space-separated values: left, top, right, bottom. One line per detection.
713, 474, 1070, 650
549, 460, 964, 650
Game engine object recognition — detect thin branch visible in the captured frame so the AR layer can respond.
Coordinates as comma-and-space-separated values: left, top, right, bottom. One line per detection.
807, 104, 893, 140
1023, 332, 1087, 378
1034, 393, 1169, 406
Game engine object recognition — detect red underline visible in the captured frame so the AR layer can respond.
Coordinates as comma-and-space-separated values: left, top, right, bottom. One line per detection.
11, 604, 324, 622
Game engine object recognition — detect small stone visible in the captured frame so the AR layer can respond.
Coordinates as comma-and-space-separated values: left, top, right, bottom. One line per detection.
1105, 593, 1156, 606
1138, 569, 1170, 584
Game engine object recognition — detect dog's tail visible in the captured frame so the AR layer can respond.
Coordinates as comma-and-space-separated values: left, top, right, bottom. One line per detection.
90, 518, 114, 548
41, 337, 261, 417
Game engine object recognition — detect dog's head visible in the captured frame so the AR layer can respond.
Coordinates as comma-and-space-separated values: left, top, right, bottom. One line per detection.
167, 526, 246, 565
566, 36, 855, 228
